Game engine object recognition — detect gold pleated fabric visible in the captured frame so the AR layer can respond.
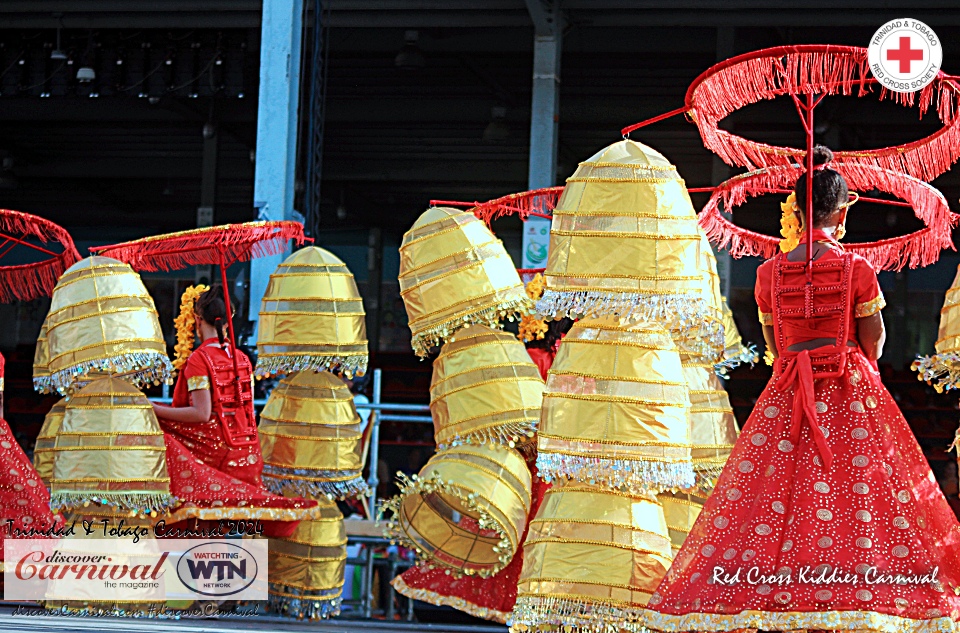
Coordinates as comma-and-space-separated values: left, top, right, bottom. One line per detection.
657, 491, 705, 556
510, 482, 673, 632
45, 257, 172, 394
49, 377, 174, 515
399, 207, 532, 357
715, 297, 758, 377
681, 361, 738, 494
259, 371, 368, 500
382, 443, 532, 577
430, 324, 544, 450
536, 316, 694, 494
673, 230, 725, 365
33, 319, 53, 394
33, 397, 67, 487
914, 263, 960, 391
256, 246, 368, 379
268, 497, 347, 620
536, 140, 719, 351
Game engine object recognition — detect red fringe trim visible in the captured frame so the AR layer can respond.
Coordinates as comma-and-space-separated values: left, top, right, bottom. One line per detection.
686, 45, 960, 181
0, 209, 81, 303
699, 164, 958, 271
469, 187, 563, 227
91, 221, 306, 272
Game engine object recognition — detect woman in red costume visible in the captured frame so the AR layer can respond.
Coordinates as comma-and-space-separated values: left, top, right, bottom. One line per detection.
642, 147, 960, 633
393, 315, 570, 622
152, 287, 316, 538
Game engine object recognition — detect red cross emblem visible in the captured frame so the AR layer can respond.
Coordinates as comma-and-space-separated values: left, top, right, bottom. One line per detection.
886, 36, 924, 73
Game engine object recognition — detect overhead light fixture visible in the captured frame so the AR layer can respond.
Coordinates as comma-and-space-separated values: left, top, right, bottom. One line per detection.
395, 30, 425, 71
483, 106, 510, 144
51, 21, 67, 60
76, 66, 95, 83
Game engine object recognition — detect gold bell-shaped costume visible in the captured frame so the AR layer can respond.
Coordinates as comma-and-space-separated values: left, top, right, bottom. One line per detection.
715, 297, 758, 377
511, 482, 674, 632
45, 257, 172, 394
268, 497, 348, 620
399, 206, 532, 357
48, 377, 175, 515
680, 359, 738, 494
259, 371, 369, 500
383, 442, 532, 577
256, 246, 369, 379
536, 139, 720, 351
913, 263, 960, 392
33, 397, 67, 487
536, 316, 694, 494
430, 324, 544, 450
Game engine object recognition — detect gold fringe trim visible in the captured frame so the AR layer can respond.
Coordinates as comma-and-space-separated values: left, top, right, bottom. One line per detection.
410, 295, 533, 358
638, 607, 960, 633
391, 574, 509, 624
164, 502, 326, 523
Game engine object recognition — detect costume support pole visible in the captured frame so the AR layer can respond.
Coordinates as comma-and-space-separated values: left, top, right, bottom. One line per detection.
805, 91, 815, 281
219, 252, 244, 398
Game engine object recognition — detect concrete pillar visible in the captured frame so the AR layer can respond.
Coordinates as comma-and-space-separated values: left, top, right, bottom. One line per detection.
247, 0, 304, 329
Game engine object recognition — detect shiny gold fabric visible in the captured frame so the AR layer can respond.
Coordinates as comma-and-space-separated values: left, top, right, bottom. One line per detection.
537, 141, 710, 335
49, 377, 174, 515
399, 207, 532, 357
33, 318, 52, 394
259, 370, 368, 500
511, 482, 672, 633
431, 324, 544, 449
382, 443, 531, 577
33, 397, 67, 486
45, 257, 171, 394
672, 230, 725, 364
256, 246, 368, 379
716, 297, 759, 376
913, 263, 960, 391
268, 498, 346, 620
536, 316, 693, 494
681, 361, 738, 494
657, 490, 705, 556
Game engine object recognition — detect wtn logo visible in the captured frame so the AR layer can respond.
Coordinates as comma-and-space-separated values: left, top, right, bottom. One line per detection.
185, 558, 247, 581
175, 542, 260, 597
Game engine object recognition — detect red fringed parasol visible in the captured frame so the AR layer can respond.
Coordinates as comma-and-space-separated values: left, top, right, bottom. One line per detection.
699, 163, 958, 271
0, 209, 80, 303
682, 45, 960, 182
92, 220, 306, 397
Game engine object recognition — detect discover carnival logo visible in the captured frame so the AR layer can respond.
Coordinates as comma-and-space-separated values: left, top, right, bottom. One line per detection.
4, 539, 267, 602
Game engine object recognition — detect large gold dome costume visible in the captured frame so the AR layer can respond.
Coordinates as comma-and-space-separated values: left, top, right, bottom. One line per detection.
399, 206, 532, 357
914, 262, 960, 391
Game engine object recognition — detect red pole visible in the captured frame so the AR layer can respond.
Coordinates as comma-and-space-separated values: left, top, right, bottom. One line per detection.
805, 91, 815, 282
218, 252, 244, 400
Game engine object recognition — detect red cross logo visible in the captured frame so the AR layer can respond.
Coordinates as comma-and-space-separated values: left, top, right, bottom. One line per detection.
886, 36, 924, 73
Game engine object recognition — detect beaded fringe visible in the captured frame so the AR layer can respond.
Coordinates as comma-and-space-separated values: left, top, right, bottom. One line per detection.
537, 290, 709, 331
48, 352, 173, 395
509, 595, 648, 633
379, 472, 516, 577
411, 295, 533, 358
268, 587, 343, 620
261, 465, 370, 501
437, 420, 538, 452
537, 453, 696, 494
49, 491, 177, 517
911, 353, 960, 393
391, 574, 509, 623
254, 353, 368, 380
714, 343, 759, 378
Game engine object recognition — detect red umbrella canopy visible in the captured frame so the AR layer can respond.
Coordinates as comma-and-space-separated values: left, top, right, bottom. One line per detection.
0, 209, 80, 303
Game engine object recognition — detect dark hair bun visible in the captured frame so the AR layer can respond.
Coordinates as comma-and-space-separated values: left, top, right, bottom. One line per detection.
811, 145, 834, 167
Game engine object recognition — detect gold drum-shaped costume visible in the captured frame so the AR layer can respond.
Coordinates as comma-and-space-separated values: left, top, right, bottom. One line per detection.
536, 317, 694, 493
256, 246, 368, 379
268, 498, 347, 620
537, 140, 718, 351
681, 360, 738, 494
33, 397, 67, 487
382, 443, 531, 577
914, 263, 960, 391
511, 482, 673, 632
49, 377, 174, 515
399, 207, 531, 357
45, 257, 171, 394
430, 324, 544, 450
259, 371, 369, 500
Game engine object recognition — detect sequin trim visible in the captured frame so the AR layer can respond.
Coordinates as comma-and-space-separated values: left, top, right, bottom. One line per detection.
254, 353, 368, 380
855, 292, 886, 318
391, 575, 509, 624
637, 607, 960, 633
186, 375, 210, 391
537, 452, 696, 494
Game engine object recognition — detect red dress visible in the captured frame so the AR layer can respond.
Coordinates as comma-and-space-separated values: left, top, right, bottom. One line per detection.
157, 339, 317, 538
391, 346, 554, 623
643, 237, 960, 632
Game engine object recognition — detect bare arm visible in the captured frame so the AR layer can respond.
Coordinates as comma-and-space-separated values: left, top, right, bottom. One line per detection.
152, 389, 212, 424
857, 312, 886, 360
762, 325, 777, 360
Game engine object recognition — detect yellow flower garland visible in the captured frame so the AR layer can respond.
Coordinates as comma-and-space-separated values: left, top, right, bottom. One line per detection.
518, 273, 549, 343
172, 284, 209, 373
779, 192, 801, 253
